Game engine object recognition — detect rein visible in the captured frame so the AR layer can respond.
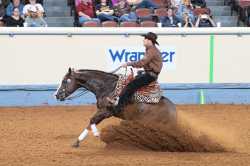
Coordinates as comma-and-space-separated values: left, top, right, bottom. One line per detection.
110, 66, 123, 74
66, 88, 89, 100
110, 65, 128, 77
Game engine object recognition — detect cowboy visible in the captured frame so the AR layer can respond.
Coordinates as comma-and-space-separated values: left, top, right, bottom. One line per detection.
108, 32, 163, 114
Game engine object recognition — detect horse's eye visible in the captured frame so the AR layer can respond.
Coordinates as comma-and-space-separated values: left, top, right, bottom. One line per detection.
67, 79, 71, 83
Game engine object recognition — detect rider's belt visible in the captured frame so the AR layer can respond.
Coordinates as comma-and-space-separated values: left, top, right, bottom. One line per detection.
146, 71, 159, 78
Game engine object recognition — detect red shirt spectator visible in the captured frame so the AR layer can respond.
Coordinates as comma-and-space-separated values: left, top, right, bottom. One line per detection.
76, 0, 95, 18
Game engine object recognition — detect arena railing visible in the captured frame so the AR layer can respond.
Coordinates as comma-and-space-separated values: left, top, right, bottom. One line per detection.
0, 27, 250, 36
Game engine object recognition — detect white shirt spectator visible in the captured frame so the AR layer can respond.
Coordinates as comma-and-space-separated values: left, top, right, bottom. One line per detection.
23, 3, 44, 16
171, 0, 182, 7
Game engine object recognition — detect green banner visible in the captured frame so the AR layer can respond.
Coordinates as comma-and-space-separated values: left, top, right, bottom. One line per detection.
209, 35, 214, 83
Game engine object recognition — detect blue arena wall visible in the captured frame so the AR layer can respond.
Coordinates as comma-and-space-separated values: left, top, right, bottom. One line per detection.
1, 84, 250, 107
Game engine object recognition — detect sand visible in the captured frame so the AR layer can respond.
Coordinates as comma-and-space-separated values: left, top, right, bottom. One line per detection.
0, 105, 250, 166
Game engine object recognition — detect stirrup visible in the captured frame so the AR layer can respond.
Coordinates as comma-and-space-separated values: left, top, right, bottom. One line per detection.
106, 96, 119, 106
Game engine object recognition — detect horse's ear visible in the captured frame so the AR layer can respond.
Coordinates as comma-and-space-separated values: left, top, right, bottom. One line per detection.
68, 67, 72, 74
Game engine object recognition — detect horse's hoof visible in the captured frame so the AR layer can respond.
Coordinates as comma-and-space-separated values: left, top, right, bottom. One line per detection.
72, 140, 80, 148
93, 132, 100, 137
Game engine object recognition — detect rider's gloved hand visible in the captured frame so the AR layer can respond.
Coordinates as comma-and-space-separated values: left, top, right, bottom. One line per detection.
121, 63, 128, 68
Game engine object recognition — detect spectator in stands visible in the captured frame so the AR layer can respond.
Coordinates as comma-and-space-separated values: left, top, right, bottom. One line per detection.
161, 8, 181, 27
195, 14, 215, 27
75, 0, 82, 6
75, 0, 79, 6
36, 0, 43, 5
111, 0, 118, 5
127, 0, 159, 10
24, 5, 47, 26
191, 0, 206, 8
182, 12, 193, 27
1, 0, 10, 7
23, 0, 44, 17
24, 0, 43, 5
96, 0, 118, 22
176, 0, 195, 22
6, 0, 24, 17
113, 0, 137, 22
5, 7, 24, 26
171, 0, 181, 7
77, 0, 100, 26
0, 0, 5, 26
161, 0, 172, 8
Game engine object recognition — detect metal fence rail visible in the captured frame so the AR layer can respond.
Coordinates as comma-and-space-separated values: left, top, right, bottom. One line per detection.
1, 27, 250, 36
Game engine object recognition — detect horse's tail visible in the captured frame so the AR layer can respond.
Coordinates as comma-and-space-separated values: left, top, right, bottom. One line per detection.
160, 96, 177, 122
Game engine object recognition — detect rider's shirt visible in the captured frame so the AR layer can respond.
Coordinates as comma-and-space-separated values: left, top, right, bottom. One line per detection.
127, 45, 163, 74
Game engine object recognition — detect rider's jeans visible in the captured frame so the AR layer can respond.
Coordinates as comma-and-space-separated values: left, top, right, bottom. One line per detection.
115, 72, 157, 113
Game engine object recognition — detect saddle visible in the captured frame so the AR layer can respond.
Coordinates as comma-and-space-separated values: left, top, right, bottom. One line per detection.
109, 70, 162, 104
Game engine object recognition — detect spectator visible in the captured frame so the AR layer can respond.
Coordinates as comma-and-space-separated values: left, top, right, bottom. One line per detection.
96, 0, 118, 22
77, 0, 100, 26
0, 0, 5, 26
161, 0, 172, 8
6, 0, 24, 17
171, 0, 181, 7
24, 0, 43, 5
176, 0, 195, 22
182, 12, 193, 27
127, 0, 159, 10
195, 14, 215, 27
23, 0, 44, 17
24, 5, 47, 27
161, 8, 181, 27
113, 0, 137, 22
191, 0, 206, 8
75, 0, 81, 6
1, 0, 10, 7
36, 0, 43, 5
111, 0, 118, 5
5, 7, 24, 26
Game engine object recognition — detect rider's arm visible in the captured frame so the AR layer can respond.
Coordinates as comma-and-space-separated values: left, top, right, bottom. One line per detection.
127, 49, 154, 68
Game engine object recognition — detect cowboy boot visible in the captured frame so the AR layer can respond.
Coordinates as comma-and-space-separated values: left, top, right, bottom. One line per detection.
113, 105, 124, 115
107, 104, 122, 115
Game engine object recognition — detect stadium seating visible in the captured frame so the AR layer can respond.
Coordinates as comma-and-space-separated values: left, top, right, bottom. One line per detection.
0, 0, 244, 27
83, 21, 100, 27
120, 21, 139, 27
136, 8, 152, 17
102, 21, 118, 27
193, 8, 211, 16
140, 20, 157, 27
154, 8, 168, 17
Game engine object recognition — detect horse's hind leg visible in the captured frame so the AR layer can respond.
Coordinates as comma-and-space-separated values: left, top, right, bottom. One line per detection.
72, 108, 113, 148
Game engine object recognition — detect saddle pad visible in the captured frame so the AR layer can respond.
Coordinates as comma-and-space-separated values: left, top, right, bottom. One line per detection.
111, 74, 162, 104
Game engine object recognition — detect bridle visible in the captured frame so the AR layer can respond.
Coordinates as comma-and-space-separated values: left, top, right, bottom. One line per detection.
57, 77, 89, 101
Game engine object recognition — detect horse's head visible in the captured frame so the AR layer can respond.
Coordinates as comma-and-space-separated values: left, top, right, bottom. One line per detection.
55, 68, 80, 101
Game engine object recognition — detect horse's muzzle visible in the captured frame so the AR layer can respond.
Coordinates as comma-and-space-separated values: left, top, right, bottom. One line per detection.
55, 94, 65, 101
59, 98, 65, 101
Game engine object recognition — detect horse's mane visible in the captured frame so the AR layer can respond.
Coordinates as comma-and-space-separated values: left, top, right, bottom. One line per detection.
76, 69, 119, 79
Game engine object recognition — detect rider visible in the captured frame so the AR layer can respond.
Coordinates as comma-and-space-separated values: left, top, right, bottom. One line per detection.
108, 32, 163, 114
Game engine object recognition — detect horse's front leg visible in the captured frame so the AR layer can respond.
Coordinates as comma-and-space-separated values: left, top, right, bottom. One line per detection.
72, 108, 113, 148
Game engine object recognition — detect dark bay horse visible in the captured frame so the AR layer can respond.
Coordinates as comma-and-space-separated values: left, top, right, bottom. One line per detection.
55, 68, 176, 148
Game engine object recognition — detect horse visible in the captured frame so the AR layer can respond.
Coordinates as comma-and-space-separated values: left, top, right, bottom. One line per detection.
55, 67, 176, 148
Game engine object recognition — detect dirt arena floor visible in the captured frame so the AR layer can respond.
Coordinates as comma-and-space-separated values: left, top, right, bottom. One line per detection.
1, 105, 250, 166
